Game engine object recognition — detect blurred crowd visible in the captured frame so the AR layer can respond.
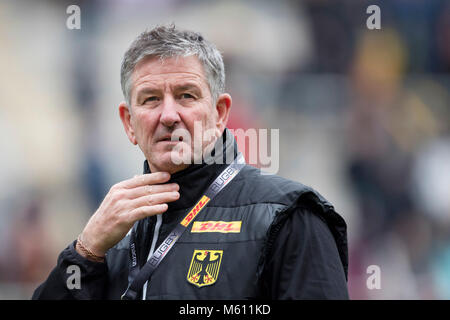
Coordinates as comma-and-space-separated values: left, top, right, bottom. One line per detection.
0, 0, 449, 299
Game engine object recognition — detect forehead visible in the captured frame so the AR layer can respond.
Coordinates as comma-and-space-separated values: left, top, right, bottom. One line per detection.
131, 55, 208, 91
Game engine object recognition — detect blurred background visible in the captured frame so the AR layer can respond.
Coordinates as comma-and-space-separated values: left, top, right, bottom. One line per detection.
0, 0, 449, 299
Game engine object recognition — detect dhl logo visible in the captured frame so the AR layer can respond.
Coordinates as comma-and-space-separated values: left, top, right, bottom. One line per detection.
191, 221, 242, 233
180, 195, 210, 227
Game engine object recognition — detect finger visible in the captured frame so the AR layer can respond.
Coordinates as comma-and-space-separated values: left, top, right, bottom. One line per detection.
119, 172, 171, 189
125, 183, 179, 199
129, 203, 169, 221
129, 191, 180, 209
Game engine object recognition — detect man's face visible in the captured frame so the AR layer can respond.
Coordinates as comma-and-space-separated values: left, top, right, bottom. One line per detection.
119, 55, 231, 173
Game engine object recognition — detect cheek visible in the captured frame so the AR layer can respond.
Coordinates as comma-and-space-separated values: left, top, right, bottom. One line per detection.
132, 112, 158, 140
183, 109, 215, 137
203, 109, 219, 135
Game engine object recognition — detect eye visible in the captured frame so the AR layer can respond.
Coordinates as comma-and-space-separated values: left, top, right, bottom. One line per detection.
180, 93, 195, 100
143, 96, 159, 104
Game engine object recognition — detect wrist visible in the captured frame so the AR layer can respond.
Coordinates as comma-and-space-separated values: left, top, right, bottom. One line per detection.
76, 234, 105, 263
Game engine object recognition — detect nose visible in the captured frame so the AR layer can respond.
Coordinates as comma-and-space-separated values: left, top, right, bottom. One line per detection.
159, 96, 181, 128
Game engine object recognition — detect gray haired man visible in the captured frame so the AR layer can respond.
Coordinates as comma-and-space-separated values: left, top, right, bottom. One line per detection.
33, 25, 349, 300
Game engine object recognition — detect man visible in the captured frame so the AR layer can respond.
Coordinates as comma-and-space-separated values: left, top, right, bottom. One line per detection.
32, 25, 349, 300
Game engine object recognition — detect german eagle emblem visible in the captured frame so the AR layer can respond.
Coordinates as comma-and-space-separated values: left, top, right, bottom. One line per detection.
187, 250, 223, 287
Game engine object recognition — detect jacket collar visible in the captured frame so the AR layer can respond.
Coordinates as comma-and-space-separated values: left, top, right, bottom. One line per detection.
143, 128, 239, 215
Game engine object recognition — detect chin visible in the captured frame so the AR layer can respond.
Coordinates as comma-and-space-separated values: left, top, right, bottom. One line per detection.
155, 162, 190, 174
149, 152, 190, 174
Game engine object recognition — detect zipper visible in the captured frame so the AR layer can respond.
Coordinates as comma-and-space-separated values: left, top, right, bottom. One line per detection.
142, 213, 162, 300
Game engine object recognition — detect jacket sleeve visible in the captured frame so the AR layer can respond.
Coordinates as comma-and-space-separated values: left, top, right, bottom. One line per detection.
260, 205, 349, 300
32, 240, 109, 300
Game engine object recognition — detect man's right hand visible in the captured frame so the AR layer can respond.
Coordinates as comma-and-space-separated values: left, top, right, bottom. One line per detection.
77, 172, 179, 259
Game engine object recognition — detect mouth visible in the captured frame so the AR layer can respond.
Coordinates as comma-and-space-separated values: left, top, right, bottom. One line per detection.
158, 135, 184, 142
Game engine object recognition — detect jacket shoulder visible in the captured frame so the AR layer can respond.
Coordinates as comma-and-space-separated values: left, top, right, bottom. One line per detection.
220, 164, 334, 210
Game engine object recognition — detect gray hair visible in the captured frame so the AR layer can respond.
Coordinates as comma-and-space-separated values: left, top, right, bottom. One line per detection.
120, 24, 225, 106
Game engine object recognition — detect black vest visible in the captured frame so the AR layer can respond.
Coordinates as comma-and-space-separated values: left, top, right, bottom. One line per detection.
104, 130, 348, 299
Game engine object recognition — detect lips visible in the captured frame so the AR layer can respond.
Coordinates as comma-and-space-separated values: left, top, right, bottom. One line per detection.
157, 135, 183, 142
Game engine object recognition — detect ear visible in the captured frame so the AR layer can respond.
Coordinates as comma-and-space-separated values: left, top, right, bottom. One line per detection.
119, 101, 138, 145
215, 93, 232, 134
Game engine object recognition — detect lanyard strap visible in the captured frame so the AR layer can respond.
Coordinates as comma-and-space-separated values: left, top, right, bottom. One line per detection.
121, 153, 245, 300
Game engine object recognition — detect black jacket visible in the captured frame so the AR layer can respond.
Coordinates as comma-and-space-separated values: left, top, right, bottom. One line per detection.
32, 129, 349, 300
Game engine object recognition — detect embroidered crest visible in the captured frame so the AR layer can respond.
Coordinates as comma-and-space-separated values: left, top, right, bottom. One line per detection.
187, 250, 223, 287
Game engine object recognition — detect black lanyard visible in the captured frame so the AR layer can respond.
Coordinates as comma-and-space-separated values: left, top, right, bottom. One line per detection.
121, 153, 245, 300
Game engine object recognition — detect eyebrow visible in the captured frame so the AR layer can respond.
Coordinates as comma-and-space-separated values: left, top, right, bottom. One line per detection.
172, 83, 202, 94
134, 82, 204, 103
136, 87, 159, 97
134, 87, 159, 104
